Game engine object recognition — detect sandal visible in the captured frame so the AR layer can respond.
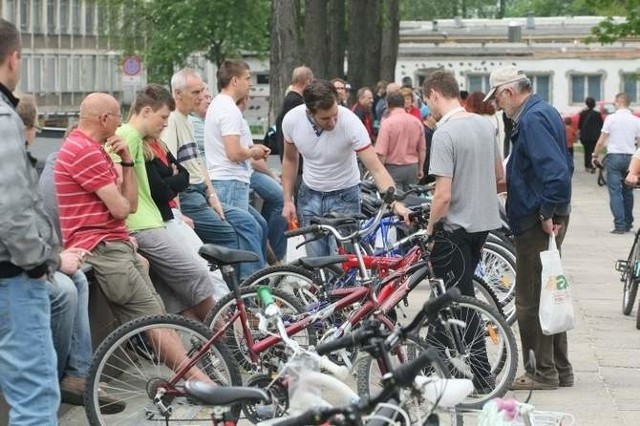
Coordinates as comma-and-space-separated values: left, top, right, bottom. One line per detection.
510, 374, 558, 391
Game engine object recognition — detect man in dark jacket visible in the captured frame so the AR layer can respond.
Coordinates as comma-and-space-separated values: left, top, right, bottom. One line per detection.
0, 19, 61, 423
485, 65, 574, 391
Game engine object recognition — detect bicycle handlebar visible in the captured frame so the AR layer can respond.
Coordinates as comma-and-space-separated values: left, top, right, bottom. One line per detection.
393, 347, 444, 388
269, 406, 342, 426
402, 287, 461, 334
315, 327, 376, 356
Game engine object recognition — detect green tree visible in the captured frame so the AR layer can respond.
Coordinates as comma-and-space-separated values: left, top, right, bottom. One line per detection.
98, 0, 270, 83
586, 0, 640, 43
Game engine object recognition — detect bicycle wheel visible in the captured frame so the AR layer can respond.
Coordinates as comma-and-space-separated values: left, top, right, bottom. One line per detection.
204, 286, 317, 372
356, 334, 450, 424
84, 314, 241, 426
480, 241, 517, 308
420, 296, 517, 410
622, 232, 640, 315
241, 264, 321, 306
472, 275, 512, 325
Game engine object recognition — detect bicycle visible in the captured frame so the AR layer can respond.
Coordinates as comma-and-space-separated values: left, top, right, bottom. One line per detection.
262, 288, 475, 426
251, 212, 517, 409
83, 244, 315, 425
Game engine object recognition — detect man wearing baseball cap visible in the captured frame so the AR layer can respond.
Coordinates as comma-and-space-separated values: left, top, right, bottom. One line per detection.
487, 65, 574, 391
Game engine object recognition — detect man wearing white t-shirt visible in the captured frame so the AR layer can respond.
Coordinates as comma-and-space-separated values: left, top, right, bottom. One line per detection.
592, 92, 640, 233
281, 79, 410, 257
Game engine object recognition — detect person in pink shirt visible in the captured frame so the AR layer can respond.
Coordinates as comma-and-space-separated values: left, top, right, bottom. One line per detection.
375, 91, 426, 191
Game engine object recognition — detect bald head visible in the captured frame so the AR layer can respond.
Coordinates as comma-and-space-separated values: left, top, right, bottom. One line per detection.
80, 93, 120, 118
292, 66, 313, 86
77, 93, 121, 142
386, 82, 400, 94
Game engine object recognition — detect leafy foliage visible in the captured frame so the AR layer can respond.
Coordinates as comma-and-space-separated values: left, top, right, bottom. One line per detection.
586, 0, 640, 43
96, 0, 270, 83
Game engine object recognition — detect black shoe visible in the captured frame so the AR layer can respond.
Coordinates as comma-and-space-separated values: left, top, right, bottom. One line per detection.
610, 228, 627, 235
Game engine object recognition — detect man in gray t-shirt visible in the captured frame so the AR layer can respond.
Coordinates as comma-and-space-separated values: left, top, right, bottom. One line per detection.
423, 70, 502, 395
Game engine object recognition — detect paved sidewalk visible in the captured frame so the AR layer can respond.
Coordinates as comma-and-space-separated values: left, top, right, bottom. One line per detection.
504, 161, 640, 425
17, 157, 640, 425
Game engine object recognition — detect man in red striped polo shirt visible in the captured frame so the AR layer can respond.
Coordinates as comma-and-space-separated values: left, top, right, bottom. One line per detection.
55, 93, 212, 384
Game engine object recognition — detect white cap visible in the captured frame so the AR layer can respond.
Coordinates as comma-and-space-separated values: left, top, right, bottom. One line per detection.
483, 66, 528, 102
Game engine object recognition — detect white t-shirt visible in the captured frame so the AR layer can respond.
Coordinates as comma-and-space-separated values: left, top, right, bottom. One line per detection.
282, 104, 371, 191
205, 94, 252, 183
601, 109, 640, 154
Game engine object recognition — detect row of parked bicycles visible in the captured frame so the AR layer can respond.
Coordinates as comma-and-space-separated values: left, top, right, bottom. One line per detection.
81, 185, 568, 425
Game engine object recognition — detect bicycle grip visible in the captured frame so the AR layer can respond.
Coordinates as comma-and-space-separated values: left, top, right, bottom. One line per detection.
284, 225, 319, 238
316, 328, 371, 356
393, 347, 443, 388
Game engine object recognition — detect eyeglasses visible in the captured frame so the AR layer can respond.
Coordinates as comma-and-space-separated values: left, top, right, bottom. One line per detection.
334, 86, 346, 91
106, 112, 121, 119
27, 123, 42, 133
495, 86, 510, 99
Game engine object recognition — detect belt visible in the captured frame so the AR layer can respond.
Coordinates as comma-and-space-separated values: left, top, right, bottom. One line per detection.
0, 262, 24, 278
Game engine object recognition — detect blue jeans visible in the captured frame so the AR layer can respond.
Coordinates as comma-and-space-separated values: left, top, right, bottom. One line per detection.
297, 183, 361, 257
0, 274, 60, 425
50, 271, 91, 380
250, 172, 287, 261
605, 153, 634, 231
180, 183, 265, 280
213, 179, 250, 211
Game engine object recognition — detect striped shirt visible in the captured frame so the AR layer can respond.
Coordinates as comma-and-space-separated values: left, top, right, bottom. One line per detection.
55, 129, 129, 251
188, 113, 206, 160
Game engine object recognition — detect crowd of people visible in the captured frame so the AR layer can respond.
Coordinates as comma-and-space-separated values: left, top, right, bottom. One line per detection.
5, 12, 635, 422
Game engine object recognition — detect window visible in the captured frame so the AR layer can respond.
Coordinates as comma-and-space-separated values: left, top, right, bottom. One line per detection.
5, 1, 16, 23
60, 0, 69, 34
530, 74, 551, 103
47, 0, 57, 33
20, 56, 30, 92
256, 73, 269, 85
622, 73, 640, 104
46, 57, 57, 91
570, 74, 602, 104
97, 4, 107, 34
71, 56, 81, 91
33, 0, 43, 33
85, 2, 95, 35
59, 56, 69, 91
33, 57, 43, 92
71, 0, 81, 34
20, 0, 30, 32
82, 56, 95, 90
467, 74, 490, 93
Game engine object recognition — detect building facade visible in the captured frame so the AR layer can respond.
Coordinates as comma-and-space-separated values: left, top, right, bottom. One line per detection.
3, 4, 639, 130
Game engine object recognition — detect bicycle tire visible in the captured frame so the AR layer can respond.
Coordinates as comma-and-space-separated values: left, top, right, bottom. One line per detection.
622, 232, 640, 315
420, 295, 518, 410
481, 241, 517, 306
84, 314, 241, 426
472, 275, 512, 326
204, 286, 317, 372
356, 334, 451, 424
241, 264, 320, 305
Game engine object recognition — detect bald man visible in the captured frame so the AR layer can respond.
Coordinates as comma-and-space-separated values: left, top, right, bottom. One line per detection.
275, 66, 314, 158
55, 93, 165, 324
54, 94, 212, 402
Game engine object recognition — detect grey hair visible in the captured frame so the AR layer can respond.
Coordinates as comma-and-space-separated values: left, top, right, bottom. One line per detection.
170, 68, 202, 94
510, 77, 533, 94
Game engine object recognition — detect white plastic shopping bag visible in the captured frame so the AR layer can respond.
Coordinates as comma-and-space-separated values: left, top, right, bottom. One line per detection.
539, 234, 575, 335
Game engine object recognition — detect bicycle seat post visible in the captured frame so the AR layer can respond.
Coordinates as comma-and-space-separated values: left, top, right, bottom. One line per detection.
219, 264, 241, 298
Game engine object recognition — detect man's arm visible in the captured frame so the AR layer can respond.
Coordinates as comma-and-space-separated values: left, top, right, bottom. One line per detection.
224, 134, 270, 162
281, 140, 299, 203
625, 149, 640, 186
591, 132, 609, 168
357, 146, 395, 192
0, 116, 54, 274
95, 183, 133, 220
250, 158, 279, 181
426, 176, 452, 235
108, 135, 138, 212
417, 131, 427, 180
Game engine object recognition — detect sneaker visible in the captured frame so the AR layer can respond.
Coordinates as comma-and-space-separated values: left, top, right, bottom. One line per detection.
60, 376, 126, 414
610, 229, 627, 235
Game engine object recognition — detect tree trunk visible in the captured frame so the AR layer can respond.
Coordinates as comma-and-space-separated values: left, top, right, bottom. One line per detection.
327, 0, 346, 79
304, 0, 328, 79
348, 0, 381, 93
269, 0, 299, 124
380, 0, 399, 83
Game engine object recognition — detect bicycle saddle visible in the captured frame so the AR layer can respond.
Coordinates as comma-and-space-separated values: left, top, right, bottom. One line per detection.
199, 244, 260, 265
183, 380, 270, 406
310, 213, 366, 227
297, 255, 349, 270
